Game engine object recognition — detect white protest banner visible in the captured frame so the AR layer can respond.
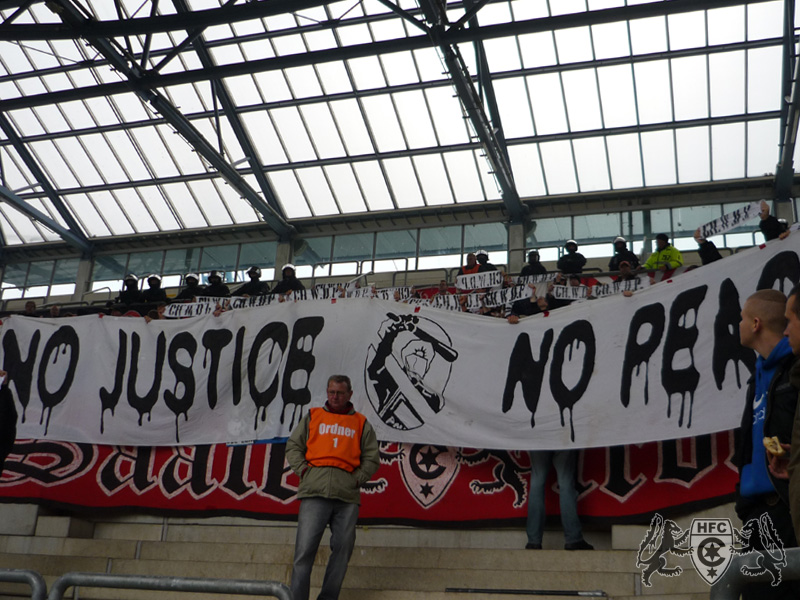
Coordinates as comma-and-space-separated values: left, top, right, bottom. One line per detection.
373, 287, 412, 301
429, 295, 461, 311
514, 273, 557, 285
2, 235, 798, 450
699, 202, 760, 239
590, 277, 649, 298
456, 270, 503, 290
313, 284, 342, 299
551, 285, 590, 301
481, 285, 534, 308
164, 302, 218, 318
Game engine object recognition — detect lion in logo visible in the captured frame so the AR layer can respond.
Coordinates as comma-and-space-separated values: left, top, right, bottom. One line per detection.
732, 513, 786, 586
636, 514, 691, 587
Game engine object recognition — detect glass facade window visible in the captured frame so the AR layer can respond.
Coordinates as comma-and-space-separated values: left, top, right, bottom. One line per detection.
526, 217, 571, 245
376, 230, 417, 259
295, 236, 332, 266
573, 213, 622, 241
672, 206, 722, 236
463, 223, 507, 252
419, 225, 461, 256
333, 232, 374, 262
93, 254, 128, 282
126, 251, 164, 277
164, 248, 201, 276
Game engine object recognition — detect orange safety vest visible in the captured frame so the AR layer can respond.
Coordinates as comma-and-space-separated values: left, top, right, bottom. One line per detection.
305, 408, 366, 473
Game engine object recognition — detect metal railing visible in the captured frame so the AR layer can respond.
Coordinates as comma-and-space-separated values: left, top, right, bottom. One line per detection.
47, 572, 292, 600
0, 569, 47, 600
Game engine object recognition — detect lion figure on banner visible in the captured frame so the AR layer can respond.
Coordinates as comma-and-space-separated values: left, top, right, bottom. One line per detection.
733, 513, 786, 586
636, 514, 691, 587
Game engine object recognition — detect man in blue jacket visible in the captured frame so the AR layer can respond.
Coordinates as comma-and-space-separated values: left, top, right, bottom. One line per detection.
735, 289, 799, 599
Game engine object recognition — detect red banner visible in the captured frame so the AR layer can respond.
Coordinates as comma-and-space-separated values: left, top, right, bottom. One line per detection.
0, 432, 736, 525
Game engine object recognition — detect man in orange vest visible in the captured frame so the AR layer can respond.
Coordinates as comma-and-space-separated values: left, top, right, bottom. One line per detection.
286, 375, 380, 600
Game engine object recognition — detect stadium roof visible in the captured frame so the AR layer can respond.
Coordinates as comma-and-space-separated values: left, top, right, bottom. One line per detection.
0, 0, 798, 255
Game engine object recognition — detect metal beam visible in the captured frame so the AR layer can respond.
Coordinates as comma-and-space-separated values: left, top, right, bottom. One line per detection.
0, 112, 91, 249
775, 0, 799, 201
0, 0, 774, 40
418, 0, 525, 222
47, 0, 294, 239
0, 184, 91, 253
171, 0, 286, 220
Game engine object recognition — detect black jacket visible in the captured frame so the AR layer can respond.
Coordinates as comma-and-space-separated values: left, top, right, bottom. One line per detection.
556, 252, 586, 274
697, 241, 722, 265
734, 353, 798, 516
608, 249, 640, 271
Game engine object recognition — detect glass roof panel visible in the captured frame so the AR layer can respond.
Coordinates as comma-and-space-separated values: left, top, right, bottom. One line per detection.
297, 167, 338, 216
284, 65, 324, 99
709, 52, 745, 116
329, 99, 375, 155
711, 123, 745, 180
28, 140, 80, 187
598, 65, 638, 128
747, 119, 779, 177
111, 189, 159, 233
667, 12, 706, 51
348, 56, 387, 91
362, 96, 406, 152
508, 145, 546, 198
353, 161, 394, 211
484, 37, 522, 73
671, 56, 709, 121
324, 164, 368, 213
675, 127, 711, 183
224, 75, 264, 106
634, 61, 673, 124
269, 170, 312, 218
606, 133, 644, 188
52, 138, 104, 186
137, 186, 182, 231
573, 137, 610, 192
494, 78, 535, 138
317, 62, 354, 94
425, 86, 471, 145
641, 130, 677, 186
383, 157, 424, 208
271, 107, 318, 161
64, 194, 111, 237
518, 32, 558, 68
540, 141, 578, 194
381, 52, 420, 87
748, 47, 782, 112
591, 21, 631, 60
747, 1, 782, 40
629, 16, 668, 54
563, 69, 603, 131
707, 6, 745, 45
300, 104, 347, 159
413, 155, 453, 206
528, 73, 568, 135
394, 90, 437, 149
554, 27, 594, 64
188, 181, 234, 227
91, 192, 136, 236
253, 71, 293, 102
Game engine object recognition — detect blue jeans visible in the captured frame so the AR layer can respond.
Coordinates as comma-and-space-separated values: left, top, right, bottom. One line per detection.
526, 450, 583, 545
290, 497, 359, 600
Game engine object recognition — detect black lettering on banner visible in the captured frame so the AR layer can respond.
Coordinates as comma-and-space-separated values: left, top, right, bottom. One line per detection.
261, 443, 296, 501
2, 440, 95, 485
549, 320, 595, 441
502, 330, 554, 427
281, 317, 325, 423
100, 330, 127, 434
657, 434, 713, 485
1, 329, 41, 422
661, 286, 708, 428
232, 327, 246, 406
713, 278, 754, 390
160, 446, 214, 497
164, 332, 198, 443
127, 332, 167, 426
201, 330, 233, 409
248, 322, 289, 429
604, 445, 645, 500
756, 251, 800, 293
221, 444, 255, 497
37, 326, 80, 434
621, 304, 666, 408
98, 446, 156, 493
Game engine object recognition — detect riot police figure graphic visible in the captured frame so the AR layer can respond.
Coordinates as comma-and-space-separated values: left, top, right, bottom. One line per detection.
365, 313, 458, 430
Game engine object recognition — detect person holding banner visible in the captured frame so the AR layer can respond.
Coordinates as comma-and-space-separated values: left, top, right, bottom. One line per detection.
232, 266, 270, 297
273, 263, 306, 295
734, 290, 800, 599
286, 375, 379, 600
760, 200, 791, 242
175, 273, 204, 301
693, 229, 722, 265
640, 234, 683, 272
521, 250, 547, 276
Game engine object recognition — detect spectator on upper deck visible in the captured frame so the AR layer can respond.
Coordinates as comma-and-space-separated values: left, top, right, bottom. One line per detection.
608, 237, 639, 272
457, 252, 480, 277
759, 200, 791, 241
556, 240, 586, 275
142, 274, 168, 303
201, 270, 231, 298
476, 249, 497, 272
693, 229, 723, 265
272, 264, 305, 295
233, 266, 270, 297
520, 250, 547, 277
116, 274, 144, 305
640, 234, 683, 272
22, 301, 37, 317
175, 273, 204, 301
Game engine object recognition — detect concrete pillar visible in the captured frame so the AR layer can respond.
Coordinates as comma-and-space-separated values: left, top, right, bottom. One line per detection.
773, 198, 796, 223
71, 257, 94, 303
275, 240, 292, 272
507, 222, 525, 274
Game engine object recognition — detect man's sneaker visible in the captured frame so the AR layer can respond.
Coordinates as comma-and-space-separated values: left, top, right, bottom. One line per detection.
564, 540, 594, 550
525, 543, 542, 549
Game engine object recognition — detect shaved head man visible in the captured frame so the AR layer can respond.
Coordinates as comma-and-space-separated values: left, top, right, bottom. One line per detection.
735, 289, 800, 600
